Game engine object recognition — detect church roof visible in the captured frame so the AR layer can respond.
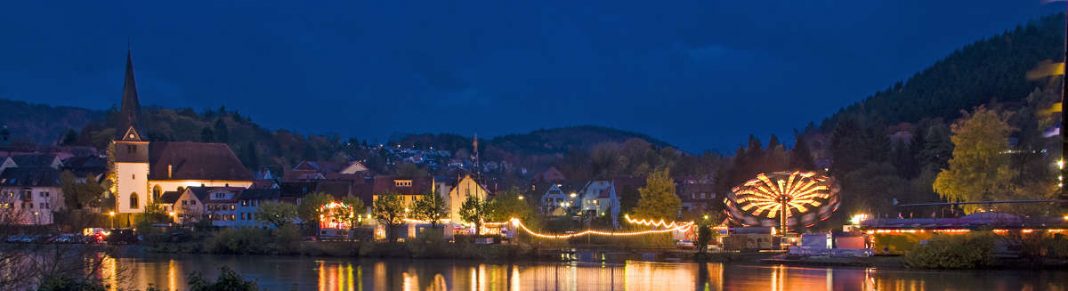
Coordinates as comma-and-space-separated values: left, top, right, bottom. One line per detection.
118, 50, 141, 139
148, 142, 253, 181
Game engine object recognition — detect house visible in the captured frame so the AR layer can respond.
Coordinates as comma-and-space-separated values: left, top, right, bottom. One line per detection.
0, 167, 64, 225
538, 184, 578, 216
371, 176, 434, 212
443, 175, 490, 223
61, 155, 108, 183
579, 180, 621, 227
284, 160, 370, 182
109, 51, 253, 219
233, 188, 285, 228
166, 186, 244, 227
531, 167, 567, 185
9, 154, 63, 169
677, 178, 717, 214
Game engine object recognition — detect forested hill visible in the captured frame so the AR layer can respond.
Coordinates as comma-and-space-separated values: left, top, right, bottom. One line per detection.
0, 99, 100, 144
392, 126, 673, 156
822, 15, 1064, 129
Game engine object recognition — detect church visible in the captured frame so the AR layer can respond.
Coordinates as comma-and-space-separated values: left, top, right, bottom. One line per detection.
111, 51, 253, 216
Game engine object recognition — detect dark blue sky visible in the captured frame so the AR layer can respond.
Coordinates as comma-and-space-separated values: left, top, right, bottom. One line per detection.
0, 1, 1061, 152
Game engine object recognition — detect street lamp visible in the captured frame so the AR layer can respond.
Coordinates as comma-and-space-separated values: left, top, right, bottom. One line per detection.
108, 211, 116, 229
33, 211, 39, 225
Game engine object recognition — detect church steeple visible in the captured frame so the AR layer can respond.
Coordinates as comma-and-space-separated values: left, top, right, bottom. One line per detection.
119, 49, 142, 141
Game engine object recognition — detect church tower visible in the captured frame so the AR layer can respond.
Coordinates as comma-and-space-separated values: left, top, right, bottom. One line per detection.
111, 50, 150, 214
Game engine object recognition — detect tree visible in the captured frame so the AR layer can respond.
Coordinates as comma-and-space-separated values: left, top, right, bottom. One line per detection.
59, 171, 105, 210
789, 134, 816, 171
256, 201, 298, 228
933, 107, 1016, 213
920, 122, 953, 172
200, 127, 215, 142
764, 135, 788, 171
297, 193, 333, 230
187, 266, 257, 291
632, 168, 681, 220
242, 141, 260, 171
395, 163, 429, 177
213, 119, 230, 143
373, 194, 406, 242
459, 196, 489, 235
61, 129, 78, 146
338, 196, 366, 230
486, 188, 538, 228
411, 192, 446, 228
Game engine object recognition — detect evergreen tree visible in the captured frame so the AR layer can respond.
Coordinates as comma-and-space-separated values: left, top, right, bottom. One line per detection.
920, 123, 953, 172
765, 135, 788, 171
213, 119, 230, 143
200, 127, 214, 142
789, 134, 816, 171
242, 141, 260, 171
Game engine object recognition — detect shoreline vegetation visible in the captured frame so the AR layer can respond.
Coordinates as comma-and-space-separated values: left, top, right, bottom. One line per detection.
129, 227, 1068, 271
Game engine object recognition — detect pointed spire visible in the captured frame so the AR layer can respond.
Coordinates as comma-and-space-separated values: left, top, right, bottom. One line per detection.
120, 48, 141, 132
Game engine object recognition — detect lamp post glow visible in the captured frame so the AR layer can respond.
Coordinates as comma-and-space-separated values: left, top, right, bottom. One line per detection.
108, 211, 116, 229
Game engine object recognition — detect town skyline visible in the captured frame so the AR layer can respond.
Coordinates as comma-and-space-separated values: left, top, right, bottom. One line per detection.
0, 1, 1060, 152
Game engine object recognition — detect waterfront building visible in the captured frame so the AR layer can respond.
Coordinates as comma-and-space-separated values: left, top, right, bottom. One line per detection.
444, 174, 490, 223
109, 52, 252, 217
0, 167, 63, 225
579, 180, 622, 227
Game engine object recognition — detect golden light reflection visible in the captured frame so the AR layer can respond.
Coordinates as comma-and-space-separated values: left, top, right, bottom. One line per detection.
168, 259, 178, 291
315, 261, 359, 291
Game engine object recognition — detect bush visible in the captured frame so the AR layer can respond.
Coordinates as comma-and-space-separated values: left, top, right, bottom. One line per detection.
205, 228, 271, 254
187, 266, 257, 291
873, 233, 931, 255
905, 232, 996, 269
38, 275, 106, 291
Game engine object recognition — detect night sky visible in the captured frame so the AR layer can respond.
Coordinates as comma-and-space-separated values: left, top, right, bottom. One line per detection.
0, 1, 1061, 152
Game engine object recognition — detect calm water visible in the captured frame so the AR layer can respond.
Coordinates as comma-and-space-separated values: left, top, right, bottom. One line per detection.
99, 254, 1068, 291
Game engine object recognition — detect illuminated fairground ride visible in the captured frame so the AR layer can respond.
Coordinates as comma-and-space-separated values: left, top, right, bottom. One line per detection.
725, 171, 840, 234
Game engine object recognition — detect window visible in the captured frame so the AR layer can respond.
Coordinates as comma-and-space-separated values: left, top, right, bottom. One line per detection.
130, 193, 139, 209
131, 174, 135, 180
395, 180, 413, 187
182, 200, 188, 206
127, 144, 137, 153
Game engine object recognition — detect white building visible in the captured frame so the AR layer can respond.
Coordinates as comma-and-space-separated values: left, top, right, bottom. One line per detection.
580, 180, 621, 227
109, 51, 253, 222
0, 167, 64, 225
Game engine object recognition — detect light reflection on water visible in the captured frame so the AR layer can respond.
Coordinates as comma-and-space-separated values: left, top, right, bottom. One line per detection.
102, 254, 1067, 291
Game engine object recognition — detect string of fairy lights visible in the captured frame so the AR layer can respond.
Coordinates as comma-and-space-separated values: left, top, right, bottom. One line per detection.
508, 218, 692, 239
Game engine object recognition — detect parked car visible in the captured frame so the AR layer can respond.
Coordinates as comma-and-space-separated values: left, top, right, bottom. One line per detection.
107, 229, 139, 245
51, 233, 84, 244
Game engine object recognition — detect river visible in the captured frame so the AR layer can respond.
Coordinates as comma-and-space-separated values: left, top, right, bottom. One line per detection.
99, 254, 1067, 290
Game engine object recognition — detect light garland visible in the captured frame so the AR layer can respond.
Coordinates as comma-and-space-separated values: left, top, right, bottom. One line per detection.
509, 218, 688, 239
622, 214, 694, 229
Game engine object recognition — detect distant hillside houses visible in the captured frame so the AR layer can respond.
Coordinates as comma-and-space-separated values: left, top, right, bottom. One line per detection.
0, 50, 724, 231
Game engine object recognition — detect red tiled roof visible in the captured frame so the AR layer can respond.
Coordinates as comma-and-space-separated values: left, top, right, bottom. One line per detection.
372, 175, 433, 195
148, 142, 252, 181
